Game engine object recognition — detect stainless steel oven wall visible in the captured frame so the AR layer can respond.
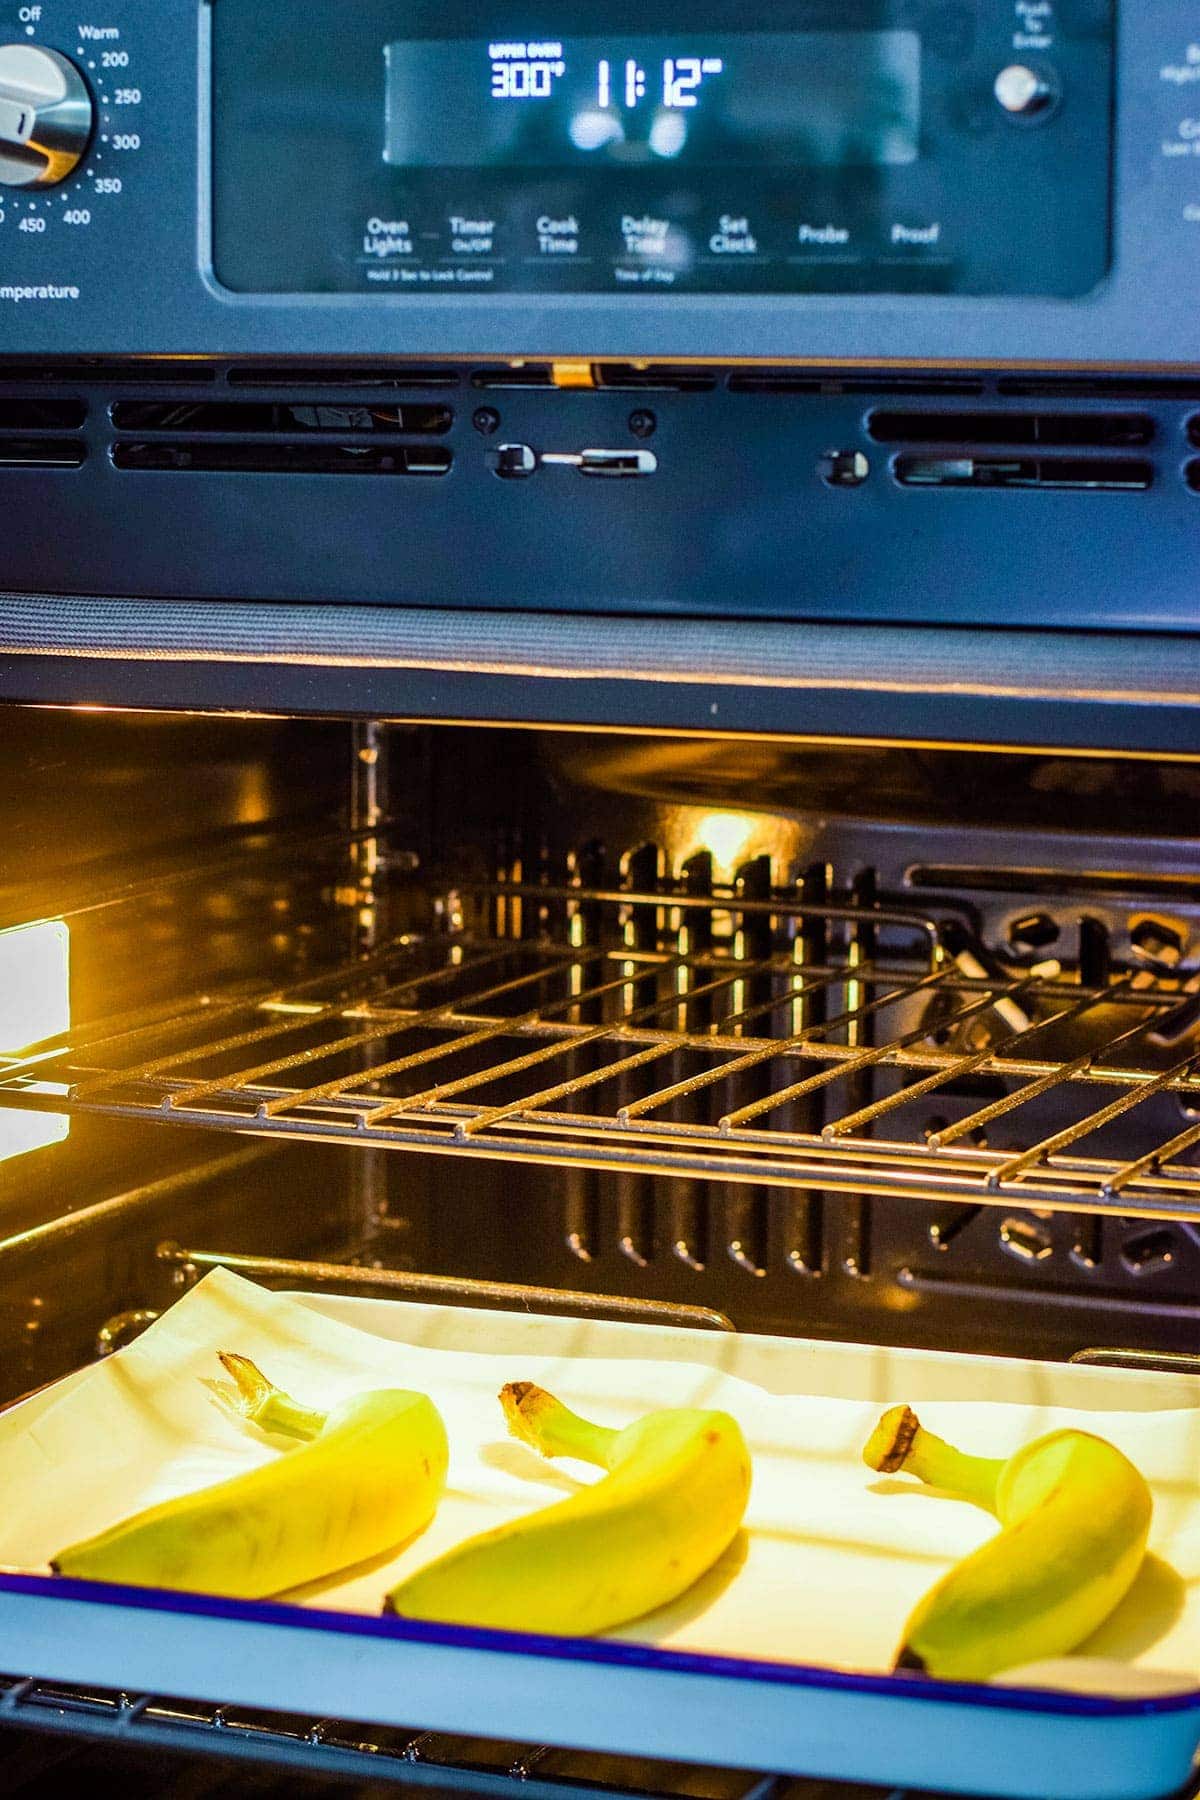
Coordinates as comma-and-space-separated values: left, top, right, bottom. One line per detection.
4, 713, 1200, 1408
0, 1, 1193, 367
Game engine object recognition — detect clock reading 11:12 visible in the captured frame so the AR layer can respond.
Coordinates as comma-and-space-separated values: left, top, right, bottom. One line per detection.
489, 41, 725, 109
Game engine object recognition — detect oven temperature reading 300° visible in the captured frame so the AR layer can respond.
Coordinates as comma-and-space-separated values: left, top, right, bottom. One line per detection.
489, 41, 725, 112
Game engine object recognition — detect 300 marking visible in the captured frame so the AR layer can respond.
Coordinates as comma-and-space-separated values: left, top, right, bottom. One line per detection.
111, 133, 140, 149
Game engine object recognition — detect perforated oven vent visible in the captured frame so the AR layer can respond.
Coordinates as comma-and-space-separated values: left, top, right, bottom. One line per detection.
871, 405, 1160, 492
0, 360, 1193, 493
0, 393, 87, 468
110, 395, 453, 477
729, 371, 985, 396
227, 364, 461, 389
869, 411, 1154, 448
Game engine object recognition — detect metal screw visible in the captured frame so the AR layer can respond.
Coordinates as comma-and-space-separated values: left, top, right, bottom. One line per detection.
820, 449, 870, 487
473, 406, 501, 435
628, 409, 657, 439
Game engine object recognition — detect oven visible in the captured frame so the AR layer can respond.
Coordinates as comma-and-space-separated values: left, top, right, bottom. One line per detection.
0, 0, 1199, 1795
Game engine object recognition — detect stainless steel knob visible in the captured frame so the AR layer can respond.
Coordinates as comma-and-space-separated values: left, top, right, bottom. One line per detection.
0, 45, 93, 188
993, 63, 1054, 117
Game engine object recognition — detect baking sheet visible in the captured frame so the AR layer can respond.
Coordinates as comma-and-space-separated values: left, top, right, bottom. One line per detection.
1, 1266, 1198, 1680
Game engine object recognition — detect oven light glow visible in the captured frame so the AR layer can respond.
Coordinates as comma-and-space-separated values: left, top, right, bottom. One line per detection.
694, 812, 758, 876
0, 919, 70, 1162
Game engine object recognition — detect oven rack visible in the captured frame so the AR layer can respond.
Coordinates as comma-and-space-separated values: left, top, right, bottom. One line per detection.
4, 885, 1200, 1221
0, 1673, 916, 1800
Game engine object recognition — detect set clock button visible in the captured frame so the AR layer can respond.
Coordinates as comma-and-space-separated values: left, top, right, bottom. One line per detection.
0, 44, 94, 188
993, 63, 1057, 118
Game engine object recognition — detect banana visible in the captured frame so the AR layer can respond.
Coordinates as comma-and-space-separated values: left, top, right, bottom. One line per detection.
52, 1353, 448, 1599
385, 1380, 751, 1636
863, 1404, 1152, 1683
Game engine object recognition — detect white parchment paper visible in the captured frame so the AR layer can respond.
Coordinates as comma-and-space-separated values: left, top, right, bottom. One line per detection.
1, 1268, 1197, 1679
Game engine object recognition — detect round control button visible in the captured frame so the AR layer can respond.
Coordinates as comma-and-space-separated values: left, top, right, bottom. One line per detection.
994, 63, 1055, 118
0, 44, 93, 188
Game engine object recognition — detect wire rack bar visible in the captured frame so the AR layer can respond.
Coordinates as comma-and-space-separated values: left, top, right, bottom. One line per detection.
4, 888, 1200, 1220
0, 1673, 801, 1799
155, 1245, 735, 1331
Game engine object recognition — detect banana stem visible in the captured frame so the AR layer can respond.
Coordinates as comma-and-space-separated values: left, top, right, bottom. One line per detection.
863, 1404, 1003, 1514
500, 1381, 621, 1469
217, 1352, 328, 1443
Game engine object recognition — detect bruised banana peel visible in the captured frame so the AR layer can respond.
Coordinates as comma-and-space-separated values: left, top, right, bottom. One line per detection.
864, 1404, 1152, 1683
385, 1380, 751, 1636
52, 1353, 448, 1599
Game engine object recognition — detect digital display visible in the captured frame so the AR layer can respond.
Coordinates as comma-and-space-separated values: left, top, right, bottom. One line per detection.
209, 0, 1115, 302
384, 31, 921, 170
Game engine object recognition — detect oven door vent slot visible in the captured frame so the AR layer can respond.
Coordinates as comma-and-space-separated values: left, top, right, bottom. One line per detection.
109, 400, 453, 436
472, 363, 718, 392
871, 411, 1154, 448
894, 455, 1153, 492
728, 370, 985, 397
227, 364, 461, 390
0, 397, 86, 430
596, 364, 718, 391
999, 376, 1200, 401
0, 436, 86, 468
0, 359, 216, 385
111, 441, 451, 475
470, 365, 556, 389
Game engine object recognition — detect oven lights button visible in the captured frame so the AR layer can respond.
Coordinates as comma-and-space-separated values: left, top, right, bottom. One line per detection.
994, 63, 1058, 119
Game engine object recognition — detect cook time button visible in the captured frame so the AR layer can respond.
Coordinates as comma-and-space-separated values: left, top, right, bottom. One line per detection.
535, 213, 579, 256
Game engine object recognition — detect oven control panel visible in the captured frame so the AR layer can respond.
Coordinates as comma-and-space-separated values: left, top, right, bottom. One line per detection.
0, 0, 1195, 364
208, 1, 1111, 302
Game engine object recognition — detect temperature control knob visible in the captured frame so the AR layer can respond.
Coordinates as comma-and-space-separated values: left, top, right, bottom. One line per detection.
0, 45, 93, 188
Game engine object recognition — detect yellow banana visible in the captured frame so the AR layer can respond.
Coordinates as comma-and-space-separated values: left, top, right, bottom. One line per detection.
52, 1353, 448, 1599
385, 1380, 751, 1636
863, 1404, 1152, 1682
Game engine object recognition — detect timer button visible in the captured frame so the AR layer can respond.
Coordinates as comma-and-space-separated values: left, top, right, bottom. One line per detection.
993, 63, 1057, 119
0, 44, 93, 188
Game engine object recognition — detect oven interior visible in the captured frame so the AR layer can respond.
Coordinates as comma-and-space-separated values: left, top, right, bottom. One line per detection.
0, 708, 1198, 1790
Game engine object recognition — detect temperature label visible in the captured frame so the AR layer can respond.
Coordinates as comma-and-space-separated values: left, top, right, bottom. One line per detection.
491, 41, 565, 98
